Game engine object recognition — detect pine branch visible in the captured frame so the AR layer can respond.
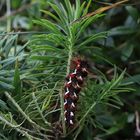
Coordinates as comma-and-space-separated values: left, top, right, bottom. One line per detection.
4, 92, 52, 133
0, 115, 33, 140
60, 29, 73, 136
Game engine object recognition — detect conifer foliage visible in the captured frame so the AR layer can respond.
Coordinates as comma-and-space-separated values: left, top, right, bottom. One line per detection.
0, 0, 131, 140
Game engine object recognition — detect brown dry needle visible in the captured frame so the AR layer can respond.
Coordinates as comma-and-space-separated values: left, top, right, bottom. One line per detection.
72, 0, 129, 24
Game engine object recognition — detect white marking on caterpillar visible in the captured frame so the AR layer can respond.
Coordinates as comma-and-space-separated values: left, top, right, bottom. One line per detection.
76, 83, 80, 88
71, 102, 75, 108
67, 77, 72, 84
64, 100, 67, 105
82, 67, 88, 72
73, 92, 77, 98
70, 120, 74, 125
73, 69, 77, 74
78, 76, 83, 81
65, 90, 69, 95
64, 110, 67, 114
70, 112, 74, 116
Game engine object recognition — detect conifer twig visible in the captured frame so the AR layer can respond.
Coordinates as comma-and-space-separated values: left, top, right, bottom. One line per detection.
4, 92, 52, 134
6, 0, 11, 32
60, 29, 73, 136
0, 116, 32, 140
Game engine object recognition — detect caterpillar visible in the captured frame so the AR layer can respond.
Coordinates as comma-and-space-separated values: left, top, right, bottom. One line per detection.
64, 59, 88, 126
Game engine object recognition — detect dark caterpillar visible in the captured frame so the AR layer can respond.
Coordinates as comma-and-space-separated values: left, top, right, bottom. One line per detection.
64, 59, 88, 126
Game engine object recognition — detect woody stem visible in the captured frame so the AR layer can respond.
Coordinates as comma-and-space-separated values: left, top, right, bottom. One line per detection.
61, 30, 73, 136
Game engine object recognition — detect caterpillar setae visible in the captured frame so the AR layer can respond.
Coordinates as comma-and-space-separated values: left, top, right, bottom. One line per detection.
64, 59, 88, 126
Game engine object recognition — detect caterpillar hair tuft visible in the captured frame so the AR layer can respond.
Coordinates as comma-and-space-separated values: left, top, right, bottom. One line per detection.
64, 59, 88, 126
